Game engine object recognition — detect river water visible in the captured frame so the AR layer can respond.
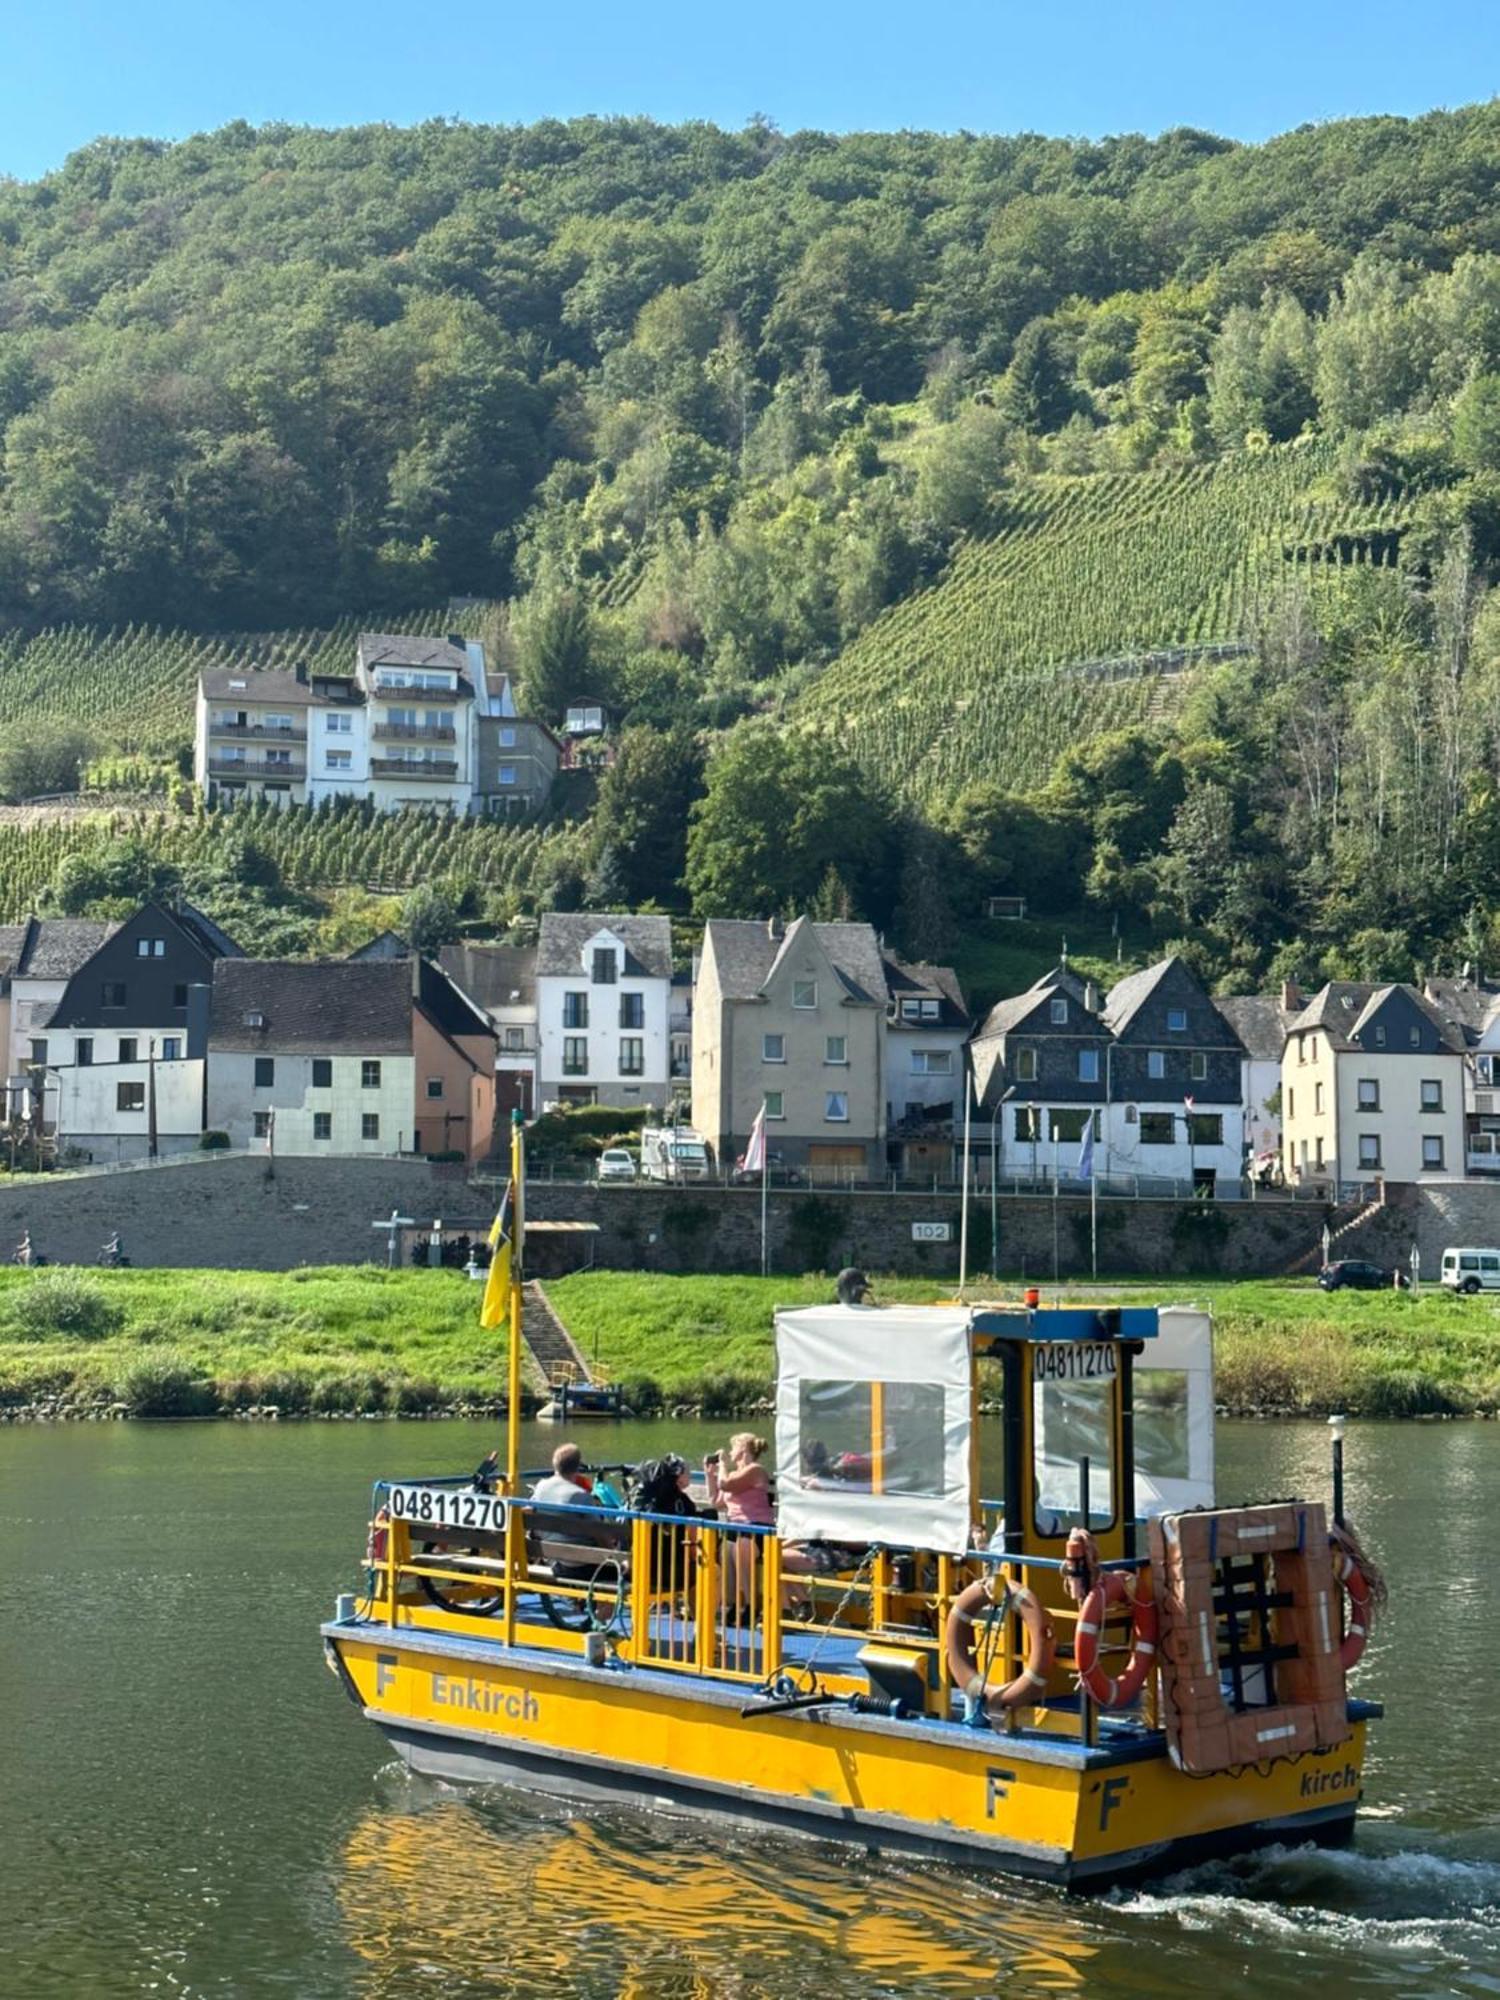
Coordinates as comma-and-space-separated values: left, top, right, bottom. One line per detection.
3, 1415, 1498, 1999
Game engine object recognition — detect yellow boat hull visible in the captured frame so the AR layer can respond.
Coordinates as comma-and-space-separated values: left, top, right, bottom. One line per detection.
324, 1619, 1372, 1889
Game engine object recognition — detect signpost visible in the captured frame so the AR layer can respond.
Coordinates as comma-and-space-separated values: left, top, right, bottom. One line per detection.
372, 1210, 416, 1271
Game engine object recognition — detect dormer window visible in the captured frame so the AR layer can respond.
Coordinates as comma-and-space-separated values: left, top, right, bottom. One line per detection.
792, 979, 817, 1009
243, 1009, 265, 1029
591, 948, 617, 985
920, 999, 939, 1019
1050, 997, 1067, 1024
901, 999, 921, 1021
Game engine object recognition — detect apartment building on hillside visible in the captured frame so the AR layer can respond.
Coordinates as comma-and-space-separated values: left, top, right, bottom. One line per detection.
195, 633, 557, 815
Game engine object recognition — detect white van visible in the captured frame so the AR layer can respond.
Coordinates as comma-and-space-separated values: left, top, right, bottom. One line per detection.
1441, 1247, 1500, 1294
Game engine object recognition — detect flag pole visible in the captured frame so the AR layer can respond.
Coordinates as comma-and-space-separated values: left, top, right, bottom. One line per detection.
1091, 1137, 1098, 1279
760, 1112, 769, 1279
506, 1107, 524, 1494
958, 1058, 973, 1296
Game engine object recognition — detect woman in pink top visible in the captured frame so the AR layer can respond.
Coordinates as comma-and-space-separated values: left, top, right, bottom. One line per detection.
705, 1432, 772, 1617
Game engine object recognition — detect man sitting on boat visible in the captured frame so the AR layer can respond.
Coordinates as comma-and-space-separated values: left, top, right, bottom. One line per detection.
529, 1444, 621, 1538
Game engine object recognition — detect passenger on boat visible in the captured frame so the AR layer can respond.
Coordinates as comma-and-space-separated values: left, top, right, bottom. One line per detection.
531, 1443, 603, 1512
705, 1433, 773, 1615
632, 1454, 704, 1596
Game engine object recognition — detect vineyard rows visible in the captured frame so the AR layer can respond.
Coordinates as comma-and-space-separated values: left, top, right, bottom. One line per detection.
797, 443, 1411, 802
0, 605, 497, 753
0, 797, 560, 925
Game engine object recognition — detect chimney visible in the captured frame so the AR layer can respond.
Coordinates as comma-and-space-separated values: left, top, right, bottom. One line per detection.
447, 633, 466, 650
1084, 980, 1101, 1014
767, 916, 783, 941
1281, 979, 1302, 1014
294, 661, 308, 685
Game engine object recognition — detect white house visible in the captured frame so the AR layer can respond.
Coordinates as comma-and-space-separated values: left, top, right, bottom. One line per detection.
2, 919, 121, 1128
536, 913, 673, 1110
882, 955, 970, 1132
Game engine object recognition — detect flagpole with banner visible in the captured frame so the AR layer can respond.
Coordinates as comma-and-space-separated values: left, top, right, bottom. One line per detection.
480, 1110, 525, 1493
744, 1101, 769, 1278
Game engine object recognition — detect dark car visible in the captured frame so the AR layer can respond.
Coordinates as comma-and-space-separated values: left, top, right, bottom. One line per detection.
1317, 1259, 1402, 1292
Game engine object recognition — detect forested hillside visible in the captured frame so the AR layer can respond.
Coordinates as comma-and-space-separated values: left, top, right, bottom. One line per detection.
5, 106, 1500, 988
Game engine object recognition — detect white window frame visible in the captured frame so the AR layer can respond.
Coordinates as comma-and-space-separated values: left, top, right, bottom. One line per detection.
825, 1035, 848, 1065
1078, 1048, 1099, 1083
912, 1049, 954, 1076
1422, 1134, 1445, 1169
1050, 997, 1067, 1024
1167, 1008, 1188, 1032
325, 712, 352, 734
763, 1033, 786, 1063
792, 979, 818, 1010
824, 1090, 850, 1122
1015, 1047, 1037, 1082
1148, 1050, 1166, 1080
765, 1091, 785, 1120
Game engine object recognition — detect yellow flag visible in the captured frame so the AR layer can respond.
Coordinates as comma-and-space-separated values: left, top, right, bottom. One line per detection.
480, 1182, 512, 1330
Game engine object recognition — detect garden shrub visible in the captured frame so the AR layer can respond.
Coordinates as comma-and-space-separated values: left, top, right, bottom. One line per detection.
8, 1270, 125, 1343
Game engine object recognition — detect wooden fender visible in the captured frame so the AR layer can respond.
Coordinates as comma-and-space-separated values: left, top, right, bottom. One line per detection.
1074, 1571, 1159, 1708
946, 1573, 1056, 1712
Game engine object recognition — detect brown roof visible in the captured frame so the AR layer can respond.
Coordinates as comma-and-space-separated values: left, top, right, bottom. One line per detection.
210, 960, 413, 1053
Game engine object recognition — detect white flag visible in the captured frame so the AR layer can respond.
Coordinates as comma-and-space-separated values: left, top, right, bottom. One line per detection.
743, 1101, 768, 1175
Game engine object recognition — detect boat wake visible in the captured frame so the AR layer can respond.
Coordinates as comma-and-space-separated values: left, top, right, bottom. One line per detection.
1114, 1838, 1500, 1982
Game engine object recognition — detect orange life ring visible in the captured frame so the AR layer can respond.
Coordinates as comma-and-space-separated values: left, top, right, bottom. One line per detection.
1331, 1541, 1371, 1671
1073, 1571, 1159, 1708
946, 1572, 1056, 1712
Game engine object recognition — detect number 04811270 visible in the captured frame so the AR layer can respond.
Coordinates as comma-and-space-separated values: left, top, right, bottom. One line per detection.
384, 1484, 508, 1532
1033, 1342, 1118, 1383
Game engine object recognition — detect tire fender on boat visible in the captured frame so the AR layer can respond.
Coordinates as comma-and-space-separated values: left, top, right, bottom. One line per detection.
946, 1573, 1056, 1712
1073, 1571, 1158, 1708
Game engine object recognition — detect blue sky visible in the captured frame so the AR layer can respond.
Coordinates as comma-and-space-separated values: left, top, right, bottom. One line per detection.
5, 0, 1497, 182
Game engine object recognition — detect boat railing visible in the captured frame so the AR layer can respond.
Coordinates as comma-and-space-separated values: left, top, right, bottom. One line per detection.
365, 1480, 1157, 1733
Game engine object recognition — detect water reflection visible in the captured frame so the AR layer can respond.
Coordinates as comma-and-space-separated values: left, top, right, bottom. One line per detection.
337, 1783, 1095, 1998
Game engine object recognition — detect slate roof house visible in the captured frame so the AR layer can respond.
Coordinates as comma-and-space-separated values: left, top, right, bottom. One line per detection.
692, 917, 889, 1178
535, 913, 673, 1110
438, 942, 540, 1121
29, 901, 242, 1161
1281, 982, 1465, 1189
208, 956, 496, 1161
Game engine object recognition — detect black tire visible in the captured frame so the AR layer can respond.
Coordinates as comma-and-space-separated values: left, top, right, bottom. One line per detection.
416, 1543, 503, 1619
1462, 1276, 1482, 1296
542, 1555, 627, 1634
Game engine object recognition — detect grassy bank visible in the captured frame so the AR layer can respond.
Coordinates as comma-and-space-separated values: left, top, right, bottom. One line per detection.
1, 1266, 1498, 1420
0, 1265, 535, 1418
546, 1272, 1500, 1420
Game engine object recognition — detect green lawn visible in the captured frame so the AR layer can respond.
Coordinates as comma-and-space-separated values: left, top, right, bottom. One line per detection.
1, 1264, 1496, 1419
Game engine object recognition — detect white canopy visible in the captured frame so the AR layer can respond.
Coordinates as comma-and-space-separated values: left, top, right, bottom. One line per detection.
1132, 1305, 1215, 1516
774, 1305, 973, 1556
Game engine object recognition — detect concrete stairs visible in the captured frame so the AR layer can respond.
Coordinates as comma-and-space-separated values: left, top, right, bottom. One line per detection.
522, 1280, 594, 1388
1282, 1195, 1386, 1277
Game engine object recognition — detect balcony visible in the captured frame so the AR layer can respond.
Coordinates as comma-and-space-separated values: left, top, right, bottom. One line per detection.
208, 756, 305, 779
371, 679, 464, 703
209, 719, 306, 740
372, 721, 456, 742
1467, 1132, 1500, 1174
370, 757, 460, 780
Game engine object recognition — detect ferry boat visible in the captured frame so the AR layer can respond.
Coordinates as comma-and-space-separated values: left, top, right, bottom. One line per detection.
322, 1118, 1381, 1889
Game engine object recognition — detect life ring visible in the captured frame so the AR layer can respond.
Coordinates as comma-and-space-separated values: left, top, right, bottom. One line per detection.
1331, 1541, 1371, 1671
945, 1572, 1056, 1711
1073, 1572, 1159, 1708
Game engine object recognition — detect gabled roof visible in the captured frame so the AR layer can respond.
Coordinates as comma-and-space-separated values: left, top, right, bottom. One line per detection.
1104, 956, 1242, 1049
357, 632, 472, 678
167, 899, 242, 962
415, 956, 495, 1043
347, 930, 413, 962
1289, 981, 1464, 1054
15, 919, 120, 979
437, 943, 537, 1011
973, 965, 1103, 1040
537, 913, 673, 981
882, 955, 969, 1028
1214, 994, 1291, 1063
1101, 958, 1176, 1034
210, 960, 413, 1053
1422, 975, 1500, 1042
704, 918, 888, 1006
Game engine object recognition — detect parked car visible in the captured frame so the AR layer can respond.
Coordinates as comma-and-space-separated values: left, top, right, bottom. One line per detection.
1317, 1259, 1404, 1292
1441, 1246, 1500, 1294
596, 1148, 638, 1182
